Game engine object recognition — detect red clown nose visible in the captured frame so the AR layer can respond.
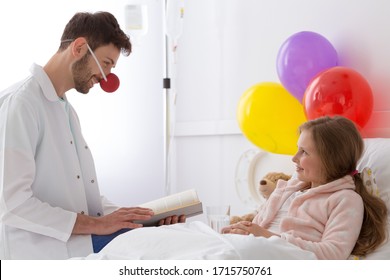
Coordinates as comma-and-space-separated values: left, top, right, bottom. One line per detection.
100, 73, 120, 93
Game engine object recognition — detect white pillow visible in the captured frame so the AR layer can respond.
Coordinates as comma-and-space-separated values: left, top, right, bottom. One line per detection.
358, 138, 390, 212
356, 138, 390, 259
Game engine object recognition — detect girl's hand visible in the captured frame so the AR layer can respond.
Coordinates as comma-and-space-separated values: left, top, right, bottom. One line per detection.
221, 221, 277, 238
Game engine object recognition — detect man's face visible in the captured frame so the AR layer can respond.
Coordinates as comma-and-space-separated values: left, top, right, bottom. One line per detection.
72, 43, 120, 94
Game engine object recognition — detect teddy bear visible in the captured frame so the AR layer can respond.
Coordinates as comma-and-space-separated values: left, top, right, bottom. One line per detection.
230, 172, 292, 224
258, 172, 291, 199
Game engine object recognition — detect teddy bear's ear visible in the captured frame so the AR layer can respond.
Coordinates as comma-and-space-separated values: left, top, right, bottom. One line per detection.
230, 216, 242, 224
264, 172, 277, 181
242, 214, 255, 221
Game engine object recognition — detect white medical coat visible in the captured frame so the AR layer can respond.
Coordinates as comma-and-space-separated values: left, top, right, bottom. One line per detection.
0, 64, 119, 259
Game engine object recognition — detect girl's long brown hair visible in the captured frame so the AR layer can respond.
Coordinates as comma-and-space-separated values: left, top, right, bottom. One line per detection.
300, 116, 388, 256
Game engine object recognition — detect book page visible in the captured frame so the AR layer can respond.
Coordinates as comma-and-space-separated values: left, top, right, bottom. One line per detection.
139, 189, 200, 214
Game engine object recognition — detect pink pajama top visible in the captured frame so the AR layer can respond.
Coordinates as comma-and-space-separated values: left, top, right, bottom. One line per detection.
252, 176, 364, 259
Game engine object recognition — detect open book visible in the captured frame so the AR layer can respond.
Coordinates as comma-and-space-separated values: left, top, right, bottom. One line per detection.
137, 189, 203, 226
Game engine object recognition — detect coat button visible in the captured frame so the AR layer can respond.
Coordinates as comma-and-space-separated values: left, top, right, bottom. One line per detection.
85, 145, 88, 149
91, 179, 95, 183
97, 212, 101, 216
77, 175, 80, 179
80, 211, 85, 214
70, 140, 73, 144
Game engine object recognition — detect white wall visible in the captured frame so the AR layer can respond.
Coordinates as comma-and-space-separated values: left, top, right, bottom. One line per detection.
170, 0, 390, 218
0, 0, 166, 206
68, 0, 167, 206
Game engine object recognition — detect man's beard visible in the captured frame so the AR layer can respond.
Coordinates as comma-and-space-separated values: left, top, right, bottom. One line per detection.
72, 54, 94, 94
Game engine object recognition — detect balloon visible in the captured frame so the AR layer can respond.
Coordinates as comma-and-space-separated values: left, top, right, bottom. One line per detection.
100, 73, 120, 93
303, 66, 373, 129
237, 82, 307, 155
276, 31, 338, 102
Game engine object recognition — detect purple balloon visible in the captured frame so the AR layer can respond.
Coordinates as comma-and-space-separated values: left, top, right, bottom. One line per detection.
276, 31, 338, 102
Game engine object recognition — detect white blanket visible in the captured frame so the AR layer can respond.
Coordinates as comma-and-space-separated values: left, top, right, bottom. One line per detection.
83, 221, 317, 260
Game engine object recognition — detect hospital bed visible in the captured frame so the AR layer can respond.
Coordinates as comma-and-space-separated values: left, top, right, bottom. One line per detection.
82, 138, 390, 260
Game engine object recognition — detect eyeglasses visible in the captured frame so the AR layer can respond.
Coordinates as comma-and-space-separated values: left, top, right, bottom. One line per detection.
86, 43, 107, 82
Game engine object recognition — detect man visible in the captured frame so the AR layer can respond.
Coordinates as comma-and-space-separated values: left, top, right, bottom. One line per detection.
0, 11, 183, 260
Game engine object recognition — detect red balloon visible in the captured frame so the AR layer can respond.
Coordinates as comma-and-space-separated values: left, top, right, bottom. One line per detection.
303, 66, 373, 129
100, 73, 120, 93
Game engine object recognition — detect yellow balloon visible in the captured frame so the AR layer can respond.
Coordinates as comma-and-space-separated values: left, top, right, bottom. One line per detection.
237, 82, 307, 155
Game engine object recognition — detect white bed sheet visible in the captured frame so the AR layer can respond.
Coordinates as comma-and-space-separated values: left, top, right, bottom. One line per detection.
79, 138, 389, 260
82, 221, 316, 260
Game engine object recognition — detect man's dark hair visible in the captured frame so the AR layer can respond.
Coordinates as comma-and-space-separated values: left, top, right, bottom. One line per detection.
59, 11, 131, 56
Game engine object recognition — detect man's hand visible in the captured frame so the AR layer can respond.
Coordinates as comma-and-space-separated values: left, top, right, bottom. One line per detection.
158, 215, 186, 226
73, 207, 154, 235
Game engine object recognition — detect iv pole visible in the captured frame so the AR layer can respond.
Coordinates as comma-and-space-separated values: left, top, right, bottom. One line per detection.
164, 0, 184, 195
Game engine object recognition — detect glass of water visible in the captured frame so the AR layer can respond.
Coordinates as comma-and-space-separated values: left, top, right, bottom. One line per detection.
206, 205, 231, 233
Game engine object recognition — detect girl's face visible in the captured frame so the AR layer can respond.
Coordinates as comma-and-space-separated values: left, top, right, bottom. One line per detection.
292, 129, 326, 188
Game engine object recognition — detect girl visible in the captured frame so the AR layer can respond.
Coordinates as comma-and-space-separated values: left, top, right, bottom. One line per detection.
223, 116, 387, 259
